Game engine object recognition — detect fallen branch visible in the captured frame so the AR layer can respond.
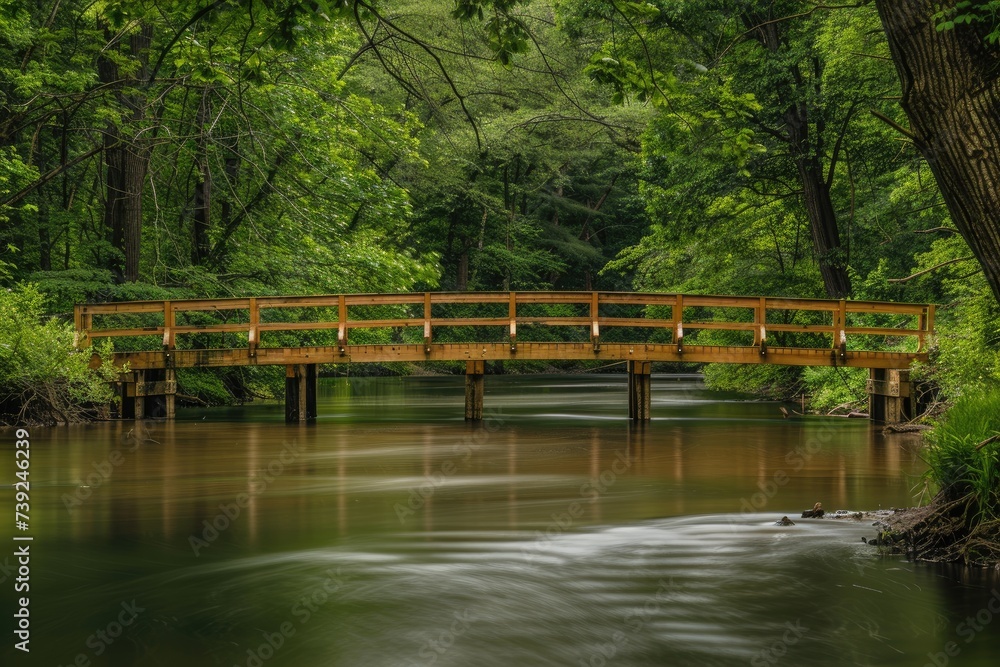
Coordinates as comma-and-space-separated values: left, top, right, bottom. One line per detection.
882, 423, 931, 434
176, 393, 209, 406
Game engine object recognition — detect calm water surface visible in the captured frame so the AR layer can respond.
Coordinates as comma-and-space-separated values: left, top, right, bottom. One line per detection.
3, 375, 999, 667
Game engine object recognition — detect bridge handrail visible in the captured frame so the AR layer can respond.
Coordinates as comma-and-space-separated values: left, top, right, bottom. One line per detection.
73, 291, 935, 358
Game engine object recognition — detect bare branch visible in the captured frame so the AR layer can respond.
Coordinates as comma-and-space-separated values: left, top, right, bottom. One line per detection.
888, 256, 975, 283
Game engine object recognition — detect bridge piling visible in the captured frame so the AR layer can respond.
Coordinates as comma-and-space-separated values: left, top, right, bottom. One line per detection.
867, 369, 916, 424
119, 369, 176, 419
628, 361, 651, 421
465, 361, 485, 421
285, 364, 317, 423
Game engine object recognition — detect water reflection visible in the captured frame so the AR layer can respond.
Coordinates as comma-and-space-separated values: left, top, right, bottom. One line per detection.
3, 374, 996, 667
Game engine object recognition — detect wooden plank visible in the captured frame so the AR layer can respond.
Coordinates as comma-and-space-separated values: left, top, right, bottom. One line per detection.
344, 294, 423, 306
598, 317, 674, 328
764, 323, 837, 333
590, 291, 600, 343
88, 327, 164, 338
754, 296, 766, 347
248, 297, 259, 355
845, 301, 926, 314
680, 295, 758, 308
110, 342, 927, 370
257, 321, 343, 331
338, 294, 347, 350
430, 318, 510, 327
170, 298, 251, 312
682, 321, 757, 331
430, 292, 510, 304
514, 292, 593, 304
517, 317, 591, 326
81, 302, 165, 314
163, 300, 175, 349
673, 294, 683, 348
509, 292, 517, 344
346, 318, 424, 329
764, 298, 843, 311
171, 324, 249, 335
845, 327, 923, 336
598, 293, 678, 305
258, 295, 341, 308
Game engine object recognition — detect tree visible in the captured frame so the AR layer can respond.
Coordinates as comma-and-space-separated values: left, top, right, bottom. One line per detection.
875, 0, 1000, 303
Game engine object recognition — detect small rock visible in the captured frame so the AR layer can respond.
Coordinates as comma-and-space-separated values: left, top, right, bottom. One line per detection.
801, 501, 825, 518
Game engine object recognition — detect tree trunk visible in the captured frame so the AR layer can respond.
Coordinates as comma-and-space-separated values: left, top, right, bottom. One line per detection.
875, 0, 1000, 302
744, 14, 852, 299
97, 21, 153, 283
457, 248, 469, 290
796, 149, 851, 299
192, 88, 212, 265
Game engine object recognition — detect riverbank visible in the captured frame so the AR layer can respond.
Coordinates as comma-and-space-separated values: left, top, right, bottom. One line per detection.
838, 506, 1000, 569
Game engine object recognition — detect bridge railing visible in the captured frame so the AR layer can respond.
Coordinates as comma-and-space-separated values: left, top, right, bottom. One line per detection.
73, 292, 935, 358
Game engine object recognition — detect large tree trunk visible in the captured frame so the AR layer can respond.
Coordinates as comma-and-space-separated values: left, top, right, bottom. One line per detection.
98, 21, 153, 283
875, 0, 1000, 303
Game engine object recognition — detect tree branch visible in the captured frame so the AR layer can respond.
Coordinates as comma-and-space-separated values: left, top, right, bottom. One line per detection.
0, 145, 103, 208
147, 0, 229, 86
870, 109, 916, 141
888, 256, 975, 283
913, 226, 957, 234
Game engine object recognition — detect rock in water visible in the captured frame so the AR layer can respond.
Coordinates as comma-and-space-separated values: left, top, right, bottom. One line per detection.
801, 501, 825, 518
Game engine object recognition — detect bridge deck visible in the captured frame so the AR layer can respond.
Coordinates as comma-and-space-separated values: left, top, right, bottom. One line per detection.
74, 291, 933, 370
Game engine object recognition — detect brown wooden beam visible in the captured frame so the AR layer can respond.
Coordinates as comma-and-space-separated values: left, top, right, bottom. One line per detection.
105, 343, 928, 371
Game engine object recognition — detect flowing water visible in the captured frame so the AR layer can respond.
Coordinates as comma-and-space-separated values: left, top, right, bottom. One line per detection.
3, 374, 999, 667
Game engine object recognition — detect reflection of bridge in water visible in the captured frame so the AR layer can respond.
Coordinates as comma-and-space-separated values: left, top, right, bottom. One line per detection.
73, 292, 933, 423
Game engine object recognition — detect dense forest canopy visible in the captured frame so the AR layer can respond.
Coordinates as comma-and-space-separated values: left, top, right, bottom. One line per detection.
2, 0, 999, 405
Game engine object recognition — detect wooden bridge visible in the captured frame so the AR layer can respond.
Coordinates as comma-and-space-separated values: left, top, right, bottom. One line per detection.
73, 292, 934, 423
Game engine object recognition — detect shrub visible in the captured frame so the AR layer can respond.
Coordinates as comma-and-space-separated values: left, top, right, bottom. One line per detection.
0, 283, 120, 425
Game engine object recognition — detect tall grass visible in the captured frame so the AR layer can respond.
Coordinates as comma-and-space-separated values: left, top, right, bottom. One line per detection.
924, 389, 1000, 525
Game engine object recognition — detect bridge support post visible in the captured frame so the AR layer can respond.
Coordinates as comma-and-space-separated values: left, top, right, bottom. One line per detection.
465, 360, 485, 421
867, 368, 914, 425
120, 369, 176, 419
628, 360, 651, 421
286, 364, 317, 423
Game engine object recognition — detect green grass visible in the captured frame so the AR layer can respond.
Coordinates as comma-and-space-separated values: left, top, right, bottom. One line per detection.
923, 388, 1000, 524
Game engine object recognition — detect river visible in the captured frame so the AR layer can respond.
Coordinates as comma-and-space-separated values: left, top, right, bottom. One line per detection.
3, 374, 999, 667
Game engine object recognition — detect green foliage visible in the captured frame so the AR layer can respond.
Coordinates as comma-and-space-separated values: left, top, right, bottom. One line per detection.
0, 283, 120, 424
902, 232, 1000, 399
703, 364, 800, 399
924, 389, 1000, 522
934, 1, 1000, 44
801, 367, 867, 412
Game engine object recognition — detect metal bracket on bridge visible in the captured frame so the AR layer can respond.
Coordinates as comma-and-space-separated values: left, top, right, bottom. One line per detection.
424, 292, 432, 354
247, 327, 258, 360
338, 294, 348, 356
